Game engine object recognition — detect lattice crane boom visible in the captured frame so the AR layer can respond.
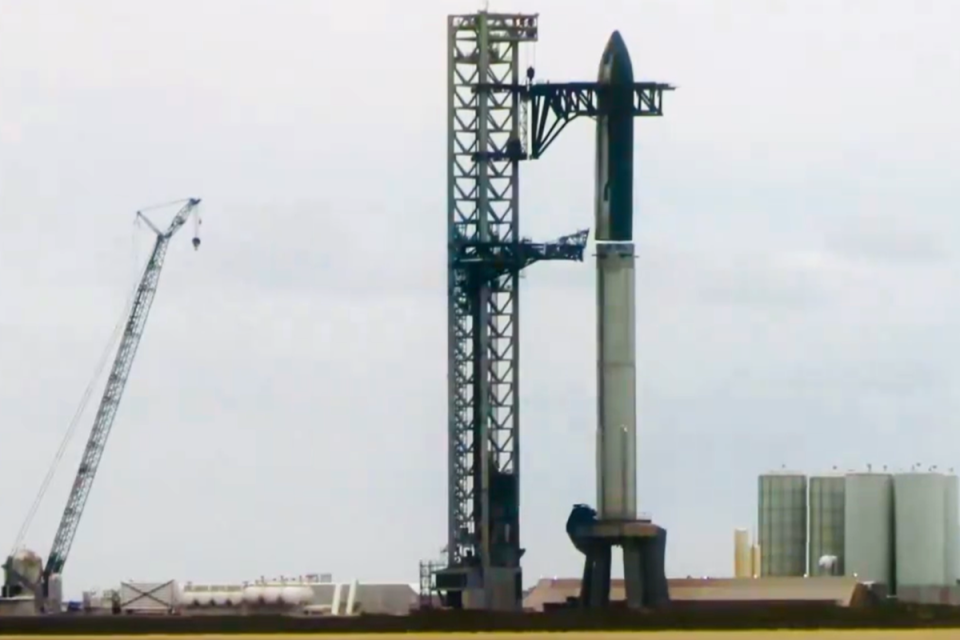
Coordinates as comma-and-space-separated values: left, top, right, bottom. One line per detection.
4, 198, 201, 608
44, 198, 201, 585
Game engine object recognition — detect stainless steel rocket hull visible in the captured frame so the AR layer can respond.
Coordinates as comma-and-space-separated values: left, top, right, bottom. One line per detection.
567, 29, 671, 611
595, 31, 638, 521
596, 241, 637, 520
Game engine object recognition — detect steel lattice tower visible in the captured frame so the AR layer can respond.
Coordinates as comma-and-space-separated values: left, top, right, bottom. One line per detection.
439, 12, 589, 610
445, 12, 533, 608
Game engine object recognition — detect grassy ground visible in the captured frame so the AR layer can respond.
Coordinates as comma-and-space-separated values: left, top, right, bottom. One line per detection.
5, 633, 960, 640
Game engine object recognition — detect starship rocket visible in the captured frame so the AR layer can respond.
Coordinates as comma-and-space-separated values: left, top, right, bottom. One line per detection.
595, 30, 638, 522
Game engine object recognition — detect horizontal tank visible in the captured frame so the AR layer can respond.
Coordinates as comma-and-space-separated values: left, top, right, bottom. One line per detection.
261, 586, 281, 604
895, 471, 948, 587
210, 591, 241, 606
184, 591, 212, 607
279, 585, 312, 605
758, 471, 807, 576
243, 585, 264, 604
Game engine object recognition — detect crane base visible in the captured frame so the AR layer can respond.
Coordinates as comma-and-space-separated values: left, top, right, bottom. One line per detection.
566, 507, 669, 609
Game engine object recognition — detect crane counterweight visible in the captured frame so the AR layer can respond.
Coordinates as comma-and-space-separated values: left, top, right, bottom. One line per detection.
2, 198, 203, 613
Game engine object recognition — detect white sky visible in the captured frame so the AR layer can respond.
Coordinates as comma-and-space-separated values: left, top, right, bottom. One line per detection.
1, 0, 959, 595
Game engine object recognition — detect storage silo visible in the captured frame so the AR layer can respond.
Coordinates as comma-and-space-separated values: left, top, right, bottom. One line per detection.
945, 473, 959, 586
809, 474, 845, 576
895, 471, 947, 587
758, 472, 807, 576
734, 528, 751, 578
844, 472, 894, 585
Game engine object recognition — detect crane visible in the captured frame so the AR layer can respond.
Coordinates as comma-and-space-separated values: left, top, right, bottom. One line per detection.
2, 198, 203, 612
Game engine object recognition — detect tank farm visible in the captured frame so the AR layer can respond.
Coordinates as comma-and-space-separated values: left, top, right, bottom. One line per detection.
4, 8, 960, 636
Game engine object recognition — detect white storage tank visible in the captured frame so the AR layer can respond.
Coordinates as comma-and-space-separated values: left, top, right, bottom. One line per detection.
895, 471, 948, 587
243, 585, 264, 604
758, 471, 807, 576
809, 474, 846, 576
734, 528, 751, 578
945, 473, 959, 585
261, 586, 281, 604
185, 591, 212, 607
844, 472, 894, 585
47, 574, 64, 612
279, 585, 311, 605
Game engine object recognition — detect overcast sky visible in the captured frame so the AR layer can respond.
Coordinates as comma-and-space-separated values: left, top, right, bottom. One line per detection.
1, 0, 959, 596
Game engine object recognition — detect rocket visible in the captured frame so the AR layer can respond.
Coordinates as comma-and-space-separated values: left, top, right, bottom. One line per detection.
595, 31, 637, 522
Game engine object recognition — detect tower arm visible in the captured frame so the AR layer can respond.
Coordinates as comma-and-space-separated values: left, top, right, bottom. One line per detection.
41, 198, 201, 586
476, 82, 674, 159
453, 227, 590, 285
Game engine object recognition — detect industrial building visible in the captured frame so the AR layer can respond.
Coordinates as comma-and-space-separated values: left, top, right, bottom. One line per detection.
754, 468, 960, 602
523, 576, 868, 611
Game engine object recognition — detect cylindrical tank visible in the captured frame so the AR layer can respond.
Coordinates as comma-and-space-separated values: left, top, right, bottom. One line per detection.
243, 585, 264, 604
47, 574, 64, 611
185, 591, 212, 607
299, 585, 316, 604
261, 586, 281, 604
734, 528, 751, 578
173, 582, 185, 604
279, 586, 310, 605
844, 472, 894, 585
945, 474, 959, 585
895, 471, 948, 587
758, 472, 807, 576
809, 474, 846, 576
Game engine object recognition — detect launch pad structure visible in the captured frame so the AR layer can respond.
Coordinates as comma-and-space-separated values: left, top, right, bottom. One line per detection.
429, 11, 673, 611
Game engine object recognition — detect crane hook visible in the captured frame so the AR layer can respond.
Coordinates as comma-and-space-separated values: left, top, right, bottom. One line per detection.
192, 208, 202, 251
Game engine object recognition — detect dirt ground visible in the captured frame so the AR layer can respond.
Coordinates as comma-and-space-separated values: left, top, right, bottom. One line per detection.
6, 633, 960, 640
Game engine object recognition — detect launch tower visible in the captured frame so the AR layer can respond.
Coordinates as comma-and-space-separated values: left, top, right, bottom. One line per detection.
436, 12, 589, 611
433, 12, 672, 612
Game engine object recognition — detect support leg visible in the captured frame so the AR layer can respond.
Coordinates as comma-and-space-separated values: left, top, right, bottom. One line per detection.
639, 528, 670, 607
623, 541, 644, 609
580, 544, 612, 608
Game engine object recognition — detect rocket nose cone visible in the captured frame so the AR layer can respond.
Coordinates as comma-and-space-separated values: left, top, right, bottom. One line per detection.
607, 30, 628, 56
599, 30, 634, 83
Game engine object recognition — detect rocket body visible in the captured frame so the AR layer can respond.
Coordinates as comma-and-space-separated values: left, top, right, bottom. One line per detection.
595, 31, 637, 521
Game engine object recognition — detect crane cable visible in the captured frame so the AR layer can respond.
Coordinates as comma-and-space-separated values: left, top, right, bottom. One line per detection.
9, 216, 149, 556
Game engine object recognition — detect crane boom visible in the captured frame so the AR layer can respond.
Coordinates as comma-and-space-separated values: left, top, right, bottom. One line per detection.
3, 198, 202, 608
43, 198, 201, 586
